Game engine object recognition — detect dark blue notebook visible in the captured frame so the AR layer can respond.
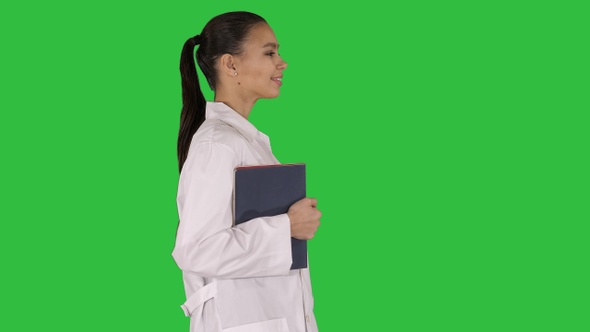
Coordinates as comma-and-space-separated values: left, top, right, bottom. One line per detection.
233, 163, 307, 270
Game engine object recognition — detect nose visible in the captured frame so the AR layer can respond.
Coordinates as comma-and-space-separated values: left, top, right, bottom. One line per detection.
278, 57, 288, 70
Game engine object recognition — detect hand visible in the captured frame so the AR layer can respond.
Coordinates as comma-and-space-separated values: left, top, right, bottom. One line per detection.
287, 197, 321, 240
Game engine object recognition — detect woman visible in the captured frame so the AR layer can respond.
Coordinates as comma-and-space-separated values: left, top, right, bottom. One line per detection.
172, 12, 322, 332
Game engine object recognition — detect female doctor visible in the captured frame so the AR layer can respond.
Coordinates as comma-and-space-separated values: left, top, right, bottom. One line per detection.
172, 11, 322, 332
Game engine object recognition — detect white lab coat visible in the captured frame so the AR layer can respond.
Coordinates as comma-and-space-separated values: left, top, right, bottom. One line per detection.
172, 102, 318, 332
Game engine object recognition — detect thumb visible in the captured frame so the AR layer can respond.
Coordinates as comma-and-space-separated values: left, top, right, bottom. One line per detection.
308, 198, 318, 207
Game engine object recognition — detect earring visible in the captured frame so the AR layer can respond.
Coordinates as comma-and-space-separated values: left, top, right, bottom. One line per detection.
234, 72, 237, 76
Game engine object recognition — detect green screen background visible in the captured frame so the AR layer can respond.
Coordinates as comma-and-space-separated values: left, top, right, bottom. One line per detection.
1, 0, 588, 331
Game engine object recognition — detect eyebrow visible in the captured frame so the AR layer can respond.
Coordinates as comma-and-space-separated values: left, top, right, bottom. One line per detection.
262, 42, 279, 49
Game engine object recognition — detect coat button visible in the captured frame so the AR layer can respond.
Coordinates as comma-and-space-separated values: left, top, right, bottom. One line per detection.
306, 315, 310, 323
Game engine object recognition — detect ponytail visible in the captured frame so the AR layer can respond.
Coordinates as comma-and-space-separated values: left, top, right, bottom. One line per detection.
177, 35, 206, 173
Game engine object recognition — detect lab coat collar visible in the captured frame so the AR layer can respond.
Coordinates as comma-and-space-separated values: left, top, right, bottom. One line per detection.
205, 102, 258, 142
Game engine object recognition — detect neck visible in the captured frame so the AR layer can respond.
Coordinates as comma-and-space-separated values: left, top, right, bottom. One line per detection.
214, 90, 257, 119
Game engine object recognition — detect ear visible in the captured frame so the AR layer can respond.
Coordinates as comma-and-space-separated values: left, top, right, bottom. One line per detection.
218, 53, 237, 77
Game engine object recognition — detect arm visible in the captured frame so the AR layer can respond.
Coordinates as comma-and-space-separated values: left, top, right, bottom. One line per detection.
172, 142, 292, 279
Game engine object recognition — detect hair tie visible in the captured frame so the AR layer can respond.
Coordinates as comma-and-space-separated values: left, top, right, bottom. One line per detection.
192, 34, 201, 45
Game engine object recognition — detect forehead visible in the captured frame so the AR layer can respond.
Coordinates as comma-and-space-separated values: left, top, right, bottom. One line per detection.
244, 23, 278, 48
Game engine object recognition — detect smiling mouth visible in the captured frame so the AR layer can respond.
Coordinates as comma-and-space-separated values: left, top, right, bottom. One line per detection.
271, 77, 283, 86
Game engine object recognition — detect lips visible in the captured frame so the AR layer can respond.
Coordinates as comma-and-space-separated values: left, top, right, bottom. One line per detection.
271, 76, 283, 86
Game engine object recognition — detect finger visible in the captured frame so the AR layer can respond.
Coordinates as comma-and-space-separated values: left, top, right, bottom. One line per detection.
308, 197, 318, 207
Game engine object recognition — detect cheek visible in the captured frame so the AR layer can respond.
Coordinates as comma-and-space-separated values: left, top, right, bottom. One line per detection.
240, 60, 274, 85
247, 59, 273, 75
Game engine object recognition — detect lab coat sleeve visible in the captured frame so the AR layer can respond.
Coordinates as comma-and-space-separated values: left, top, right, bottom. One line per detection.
172, 142, 293, 279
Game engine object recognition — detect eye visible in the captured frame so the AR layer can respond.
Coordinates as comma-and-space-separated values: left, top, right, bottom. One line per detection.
266, 51, 276, 56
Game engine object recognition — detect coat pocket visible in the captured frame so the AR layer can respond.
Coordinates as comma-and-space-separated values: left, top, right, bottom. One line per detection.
222, 317, 289, 332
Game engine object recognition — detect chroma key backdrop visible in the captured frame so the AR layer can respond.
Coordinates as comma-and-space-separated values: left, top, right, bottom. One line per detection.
1, 1, 588, 331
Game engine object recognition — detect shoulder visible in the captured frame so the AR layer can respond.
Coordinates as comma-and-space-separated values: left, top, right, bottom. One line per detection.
181, 122, 240, 176
189, 119, 249, 155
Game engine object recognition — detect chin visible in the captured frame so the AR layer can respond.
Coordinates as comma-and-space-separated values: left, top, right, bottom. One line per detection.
263, 91, 280, 99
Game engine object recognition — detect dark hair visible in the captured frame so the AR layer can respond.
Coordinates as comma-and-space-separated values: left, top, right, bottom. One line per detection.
177, 11, 267, 173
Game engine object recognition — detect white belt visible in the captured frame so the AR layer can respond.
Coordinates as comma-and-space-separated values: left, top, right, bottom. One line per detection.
181, 282, 218, 317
